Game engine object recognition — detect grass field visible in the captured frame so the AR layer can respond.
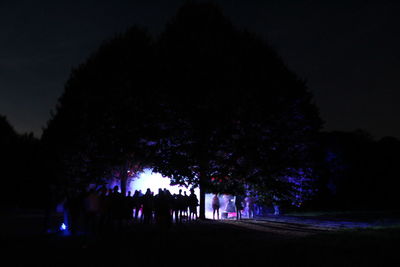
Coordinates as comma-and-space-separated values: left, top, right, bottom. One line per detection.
2, 213, 400, 266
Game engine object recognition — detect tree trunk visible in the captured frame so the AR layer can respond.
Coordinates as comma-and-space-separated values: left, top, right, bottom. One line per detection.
121, 174, 127, 196
120, 164, 128, 196
199, 171, 206, 220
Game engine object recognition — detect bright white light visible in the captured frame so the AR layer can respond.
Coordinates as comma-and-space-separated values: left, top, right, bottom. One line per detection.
114, 168, 236, 219
60, 223, 67, 231
128, 168, 198, 196
204, 193, 235, 219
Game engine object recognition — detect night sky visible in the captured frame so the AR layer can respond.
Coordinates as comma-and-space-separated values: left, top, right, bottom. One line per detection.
1, 0, 399, 138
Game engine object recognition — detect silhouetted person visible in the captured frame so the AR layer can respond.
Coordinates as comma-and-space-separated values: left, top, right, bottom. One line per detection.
155, 189, 171, 229
65, 188, 83, 235
177, 189, 185, 223
183, 191, 190, 219
98, 187, 109, 233
164, 189, 173, 224
212, 194, 220, 220
246, 195, 255, 219
189, 189, 199, 221
132, 190, 142, 222
235, 195, 244, 220
172, 193, 180, 224
121, 191, 133, 228
152, 189, 171, 247
84, 188, 100, 234
142, 188, 153, 224
108, 185, 123, 231
44, 184, 57, 233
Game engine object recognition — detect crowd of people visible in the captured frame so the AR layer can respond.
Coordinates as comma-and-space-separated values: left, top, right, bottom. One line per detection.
211, 194, 256, 220
56, 185, 263, 235
62, 186, 199, 234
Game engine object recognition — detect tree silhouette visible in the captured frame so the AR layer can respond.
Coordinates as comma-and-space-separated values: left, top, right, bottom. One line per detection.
312, 130, 400, 211
43, 3, 322, 218
42, 27, 157, 192
153, 3, 322, 216
0, 115, 19, 205
0, 115, 41, 207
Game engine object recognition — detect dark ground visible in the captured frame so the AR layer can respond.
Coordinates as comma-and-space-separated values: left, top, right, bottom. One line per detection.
1, 210, 400, 266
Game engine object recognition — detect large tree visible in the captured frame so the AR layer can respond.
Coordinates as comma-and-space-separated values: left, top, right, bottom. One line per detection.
153, 3, 321, 216
44, 3, 321, 218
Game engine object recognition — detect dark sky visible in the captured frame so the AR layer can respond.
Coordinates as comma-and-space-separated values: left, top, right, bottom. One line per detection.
1, 0, 399, 139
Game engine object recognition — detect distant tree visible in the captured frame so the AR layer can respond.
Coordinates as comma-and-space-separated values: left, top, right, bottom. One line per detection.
0, 115, 17, 143
310, 130, 400, 211
0, 115, 41, 207
15, 132, 41, 207
0, 115, 19, 205
374, 136, 400, 208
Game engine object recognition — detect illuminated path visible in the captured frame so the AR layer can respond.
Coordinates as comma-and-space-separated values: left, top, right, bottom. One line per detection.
220, 219, 334, 238
255, 215, 375, 229
218, 214, 395, 237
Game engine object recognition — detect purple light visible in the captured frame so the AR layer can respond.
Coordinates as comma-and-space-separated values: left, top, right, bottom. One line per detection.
108, 169, 253, 219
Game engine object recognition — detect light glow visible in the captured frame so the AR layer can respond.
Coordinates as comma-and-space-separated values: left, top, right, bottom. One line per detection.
110, 168, 240, 219
128, 169, 196, 196
60, 223, 67, 231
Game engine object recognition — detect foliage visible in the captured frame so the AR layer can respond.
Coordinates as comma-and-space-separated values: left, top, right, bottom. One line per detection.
153, 3, 322, 206
310, 130, 400, 211
43, 3, 322, 209
42, 27, 156, 189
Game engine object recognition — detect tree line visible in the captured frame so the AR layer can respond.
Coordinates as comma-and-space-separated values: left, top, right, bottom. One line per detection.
1, 114, 398, 212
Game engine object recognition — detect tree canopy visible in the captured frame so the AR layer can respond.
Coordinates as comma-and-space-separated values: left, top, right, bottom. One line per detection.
43, 3, 322, 217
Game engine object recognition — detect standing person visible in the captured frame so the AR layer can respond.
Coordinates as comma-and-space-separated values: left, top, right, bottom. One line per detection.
189, 189, 199, 221
172, 194, 180, 224
234, 195, 244, 220
163, 189, 173, 224
155, 189, 171, 229
83, 188, 100, 234
65, 188, 82, 235
246, 195, 255, 219
44, 184, 57, 234
98, 187, 109, 233
109, 186, 123, 231
142, 188, 153, 224
177, 189, 184, 223
212, 194, 220, 220
123, 191, 133, 227
183, 191, 190, 219
132, 190, 142, 222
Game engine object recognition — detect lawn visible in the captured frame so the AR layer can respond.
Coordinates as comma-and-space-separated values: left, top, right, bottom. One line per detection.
2, 215, 400, 266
